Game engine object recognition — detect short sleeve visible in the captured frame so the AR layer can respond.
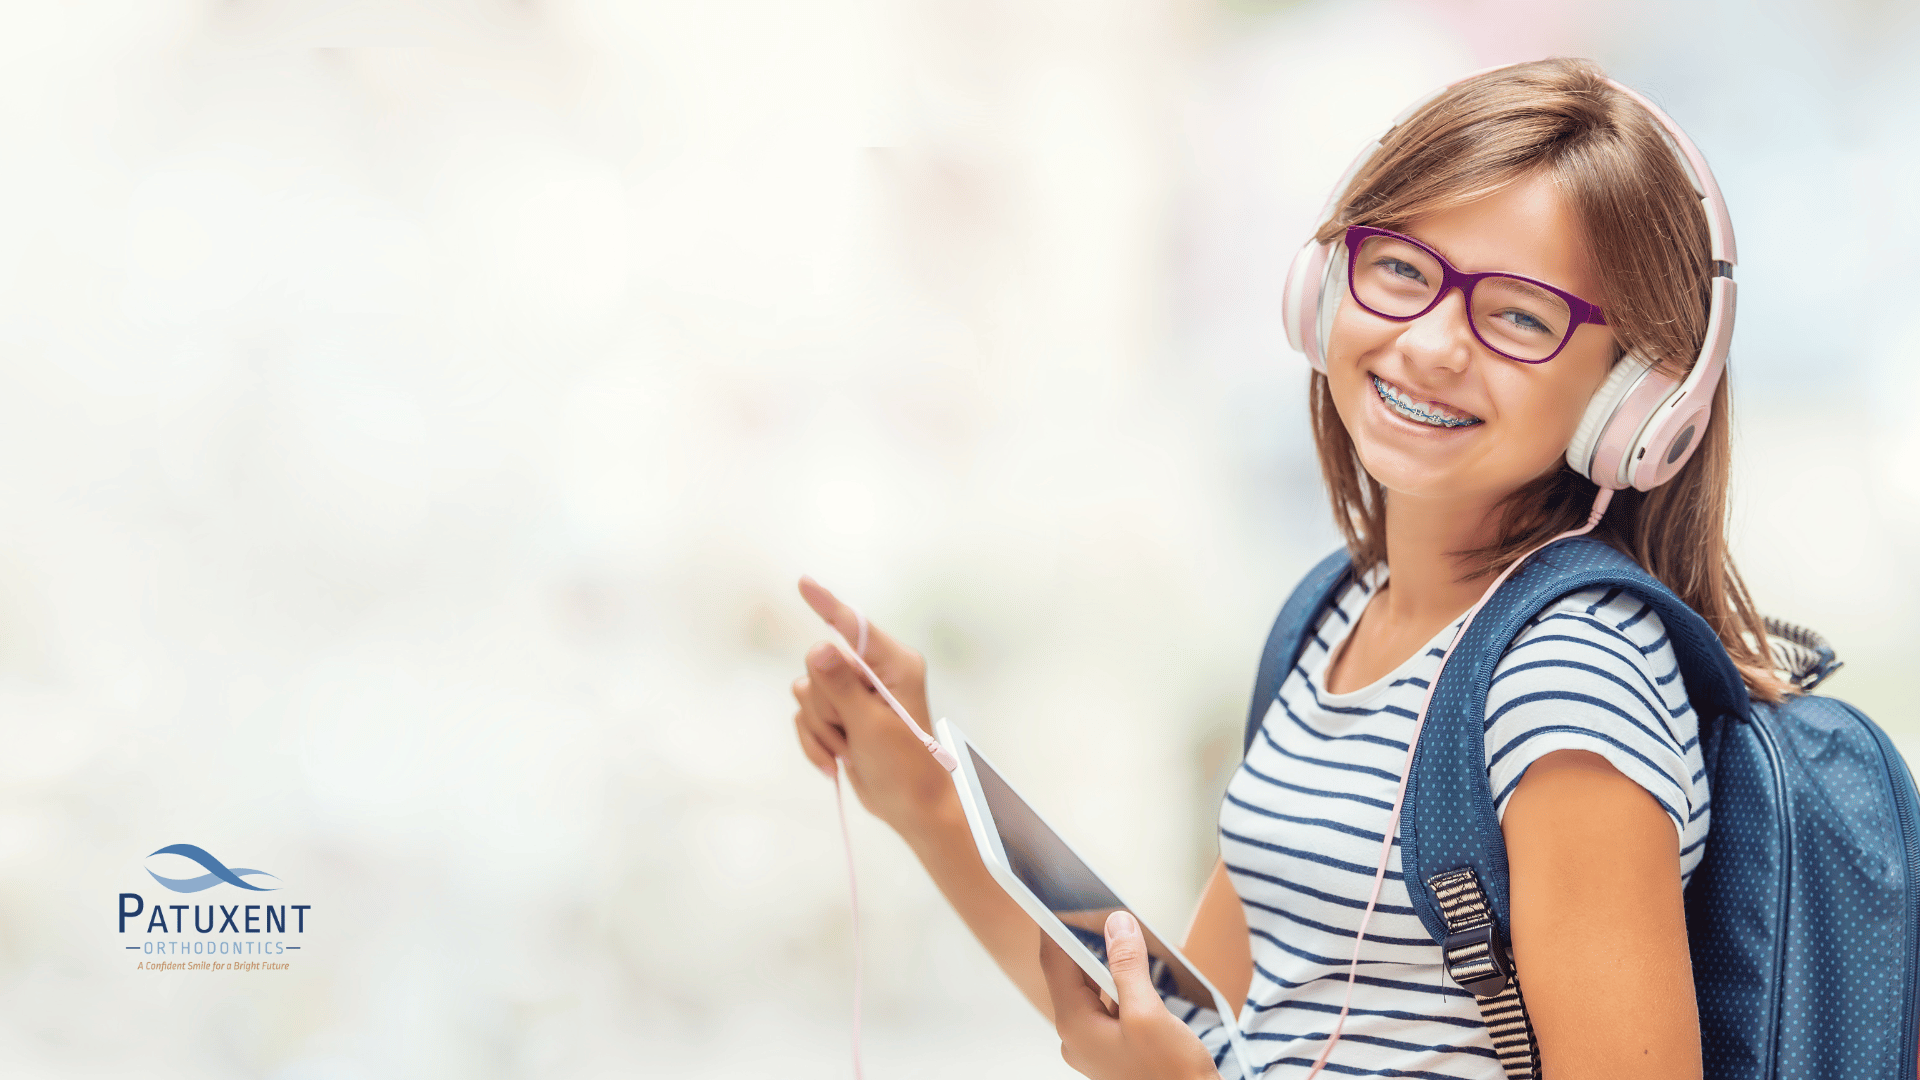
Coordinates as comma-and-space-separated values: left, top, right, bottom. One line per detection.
1483, 586, 1711, 881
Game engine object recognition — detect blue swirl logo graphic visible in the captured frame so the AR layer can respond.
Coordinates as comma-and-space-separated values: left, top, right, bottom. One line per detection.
145, 844, 280, 893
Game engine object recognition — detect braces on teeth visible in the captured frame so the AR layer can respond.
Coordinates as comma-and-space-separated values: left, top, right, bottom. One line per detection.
1371, 375, 1481, 428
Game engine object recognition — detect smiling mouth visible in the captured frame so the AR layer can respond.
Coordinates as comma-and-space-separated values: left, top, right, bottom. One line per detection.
1370, 374, 1482, 428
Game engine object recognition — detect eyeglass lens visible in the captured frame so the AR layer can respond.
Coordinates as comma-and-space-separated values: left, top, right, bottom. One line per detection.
1350, 233, 1573, 362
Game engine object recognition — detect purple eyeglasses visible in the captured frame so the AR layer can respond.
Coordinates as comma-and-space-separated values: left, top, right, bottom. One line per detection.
1342, 225, 1607, 364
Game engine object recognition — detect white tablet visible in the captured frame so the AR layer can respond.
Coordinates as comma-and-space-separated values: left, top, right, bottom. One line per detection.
936, 717, 1251, 1077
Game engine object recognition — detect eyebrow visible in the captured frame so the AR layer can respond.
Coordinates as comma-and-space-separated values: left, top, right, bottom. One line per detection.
1490, 276, 1561, 306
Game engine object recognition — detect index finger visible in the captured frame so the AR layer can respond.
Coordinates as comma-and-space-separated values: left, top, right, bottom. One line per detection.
798, 575, 895, 661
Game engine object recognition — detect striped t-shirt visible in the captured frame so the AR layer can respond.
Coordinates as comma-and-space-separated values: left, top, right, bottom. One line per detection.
1194, 563, 1707, 1079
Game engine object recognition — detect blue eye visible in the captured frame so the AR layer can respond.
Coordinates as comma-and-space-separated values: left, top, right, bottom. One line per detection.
1496, 309, 1550, 334
1375, 257, 1427, 285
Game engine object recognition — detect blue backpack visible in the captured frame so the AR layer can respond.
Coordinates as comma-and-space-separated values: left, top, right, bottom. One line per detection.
1245, 537, 1920, 1079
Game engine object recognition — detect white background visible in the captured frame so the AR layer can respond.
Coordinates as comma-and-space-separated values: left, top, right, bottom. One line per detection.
0, 1, 1914, 1076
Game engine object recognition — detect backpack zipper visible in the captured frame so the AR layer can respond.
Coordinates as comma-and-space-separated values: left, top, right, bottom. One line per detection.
1748, 711, 1792, 1076
1857, 709, 1920, 1073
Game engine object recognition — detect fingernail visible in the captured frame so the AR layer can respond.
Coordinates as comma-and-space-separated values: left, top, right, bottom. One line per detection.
808, 642, 842, 670
1106, 910, 1137, 937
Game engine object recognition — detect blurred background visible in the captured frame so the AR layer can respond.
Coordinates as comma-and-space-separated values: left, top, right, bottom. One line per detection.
0, 0, 1913, 1076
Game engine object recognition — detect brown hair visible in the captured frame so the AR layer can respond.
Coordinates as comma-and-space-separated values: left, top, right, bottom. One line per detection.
1307, 57, 1786, 701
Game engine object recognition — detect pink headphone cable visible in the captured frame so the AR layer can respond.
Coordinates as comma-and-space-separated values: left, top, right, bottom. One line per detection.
825, 606, 960, 1080
834, 757, 864, 1080
809, 515, 1617, 1080
1302, 488, 1613, 1079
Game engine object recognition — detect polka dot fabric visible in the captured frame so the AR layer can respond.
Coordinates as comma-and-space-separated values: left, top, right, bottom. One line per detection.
1247, 537, 1920, 1078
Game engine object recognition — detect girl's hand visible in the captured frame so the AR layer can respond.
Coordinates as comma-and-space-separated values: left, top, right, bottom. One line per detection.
1040, 910, 1221, 1080
790, 577, 954, 834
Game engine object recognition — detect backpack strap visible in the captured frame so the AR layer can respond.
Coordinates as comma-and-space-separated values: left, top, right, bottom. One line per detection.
1244, 549, 1355, 754
1399, 536, 1750, 1075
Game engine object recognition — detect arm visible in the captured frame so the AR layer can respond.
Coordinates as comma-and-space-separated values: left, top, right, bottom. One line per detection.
1502, 749, 1701, 1079
1182, 859, 1251, 1009
892, 780, 1057, 1016
790, 578, 1054, 1017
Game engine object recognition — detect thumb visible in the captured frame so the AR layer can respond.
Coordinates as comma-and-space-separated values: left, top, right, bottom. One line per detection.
1103, 910, 1161, 1017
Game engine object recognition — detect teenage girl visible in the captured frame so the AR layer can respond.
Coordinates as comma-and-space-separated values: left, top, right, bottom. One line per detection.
790, 58, 1784, 1080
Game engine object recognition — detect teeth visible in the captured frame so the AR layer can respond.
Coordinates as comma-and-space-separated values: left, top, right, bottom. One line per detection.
1371, 375, 1480, 428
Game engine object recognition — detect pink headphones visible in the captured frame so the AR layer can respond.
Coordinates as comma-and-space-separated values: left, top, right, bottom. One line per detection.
1280, 71, 1735, 493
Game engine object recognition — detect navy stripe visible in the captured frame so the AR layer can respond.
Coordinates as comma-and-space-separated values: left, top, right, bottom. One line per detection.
1527, 610, 1662, 661
1239, 893, 1434, 947
1585, 586, 1623, 614
1278, 694, 1412, 749
1491, 653, 1689, 722
1224, 791, 1388, 843
1246, 997, 1488, 1030
1615, 601, 1653, 632
1243, 1029, 1497, 1059
1257, 724, 1403, 783
1489, 654, 1695, 755
1234, 758, 1395, 811
1257, 1055, 1488, 1079
1503, 623, 1690, 716
1486, 726, 1686, 826
1251, 960, 1470, 1000
1292, 672, 1421, 723
1249, 924, 1374, 968
1488, 686, 1683, 764
1224, 860, 1418, 916
1220, 828, 1404, 881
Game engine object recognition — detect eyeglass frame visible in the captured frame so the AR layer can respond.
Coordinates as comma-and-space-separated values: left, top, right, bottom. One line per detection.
1340, 224, 1609, 364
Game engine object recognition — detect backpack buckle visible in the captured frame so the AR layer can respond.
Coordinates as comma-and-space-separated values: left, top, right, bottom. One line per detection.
1441, 922, 1513, 998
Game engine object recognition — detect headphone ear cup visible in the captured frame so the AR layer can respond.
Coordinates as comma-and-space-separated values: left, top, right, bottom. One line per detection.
1314, 242, 1347, 369
1567, 355, 1660, 489
1283, 240, 1330, 372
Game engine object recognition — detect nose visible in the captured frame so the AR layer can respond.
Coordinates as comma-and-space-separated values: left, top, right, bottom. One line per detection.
1395, 286, 1475, 375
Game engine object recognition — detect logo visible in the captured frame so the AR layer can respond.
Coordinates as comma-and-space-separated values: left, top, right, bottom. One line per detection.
118, 843, 310, 972
145, 844, 280, 893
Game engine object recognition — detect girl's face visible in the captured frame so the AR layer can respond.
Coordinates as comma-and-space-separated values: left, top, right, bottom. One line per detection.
1323, 172, 1617, 507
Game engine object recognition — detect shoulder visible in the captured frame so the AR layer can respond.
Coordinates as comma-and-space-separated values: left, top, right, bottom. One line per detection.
1493, 585, 1679, 689
1484, 585, 1701, 832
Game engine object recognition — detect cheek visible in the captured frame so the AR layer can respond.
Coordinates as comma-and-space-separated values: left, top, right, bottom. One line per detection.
1489, 359, 1608, 463
1323, 295, 1392, 389
1325, 293, 1379, 357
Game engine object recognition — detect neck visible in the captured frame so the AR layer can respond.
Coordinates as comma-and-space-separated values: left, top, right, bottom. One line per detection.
1378, 489, 1505, 627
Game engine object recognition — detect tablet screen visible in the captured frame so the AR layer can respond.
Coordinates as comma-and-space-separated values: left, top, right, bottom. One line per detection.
966, 745, 1216, 1010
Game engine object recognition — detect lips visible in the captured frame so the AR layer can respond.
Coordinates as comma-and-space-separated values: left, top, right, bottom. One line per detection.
1369, 374, 1482, 428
